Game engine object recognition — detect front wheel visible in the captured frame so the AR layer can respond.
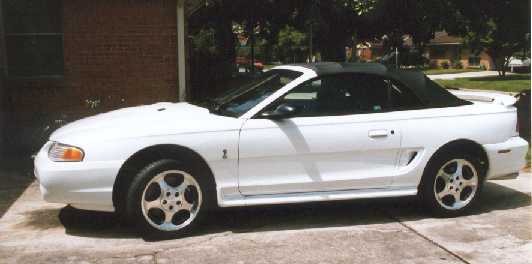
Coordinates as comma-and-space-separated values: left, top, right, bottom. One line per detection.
125, 159, 208, 238
420, 153, 483, 217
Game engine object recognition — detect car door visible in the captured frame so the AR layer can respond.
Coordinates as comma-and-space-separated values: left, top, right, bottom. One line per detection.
237, 73, 405, 195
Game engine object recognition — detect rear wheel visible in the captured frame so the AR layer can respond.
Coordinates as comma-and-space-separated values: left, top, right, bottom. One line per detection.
125, 159, 209, 238
420, 153, 483, 217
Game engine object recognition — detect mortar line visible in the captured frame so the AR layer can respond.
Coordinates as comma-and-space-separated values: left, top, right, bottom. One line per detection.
386, 213, 471, 264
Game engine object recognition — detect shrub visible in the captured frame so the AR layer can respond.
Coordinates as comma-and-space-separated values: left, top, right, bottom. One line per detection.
429, 60, 439, 69
440, 61, 450, 69
452, 60, 464, 69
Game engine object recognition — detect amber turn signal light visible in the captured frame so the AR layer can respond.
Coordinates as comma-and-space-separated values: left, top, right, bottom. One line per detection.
48, 142, 85, 162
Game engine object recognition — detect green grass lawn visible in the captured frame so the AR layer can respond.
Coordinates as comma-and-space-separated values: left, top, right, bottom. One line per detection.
424, 68, 483, 75
263, 64, 277, 70
435, 74, 531, 93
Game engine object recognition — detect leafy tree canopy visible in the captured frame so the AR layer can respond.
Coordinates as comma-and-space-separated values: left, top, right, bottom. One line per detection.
447, 0, 531, 76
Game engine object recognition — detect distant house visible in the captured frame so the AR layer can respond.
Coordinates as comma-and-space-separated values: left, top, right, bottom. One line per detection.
425, 32, 494, 70
357, 31, 495, 70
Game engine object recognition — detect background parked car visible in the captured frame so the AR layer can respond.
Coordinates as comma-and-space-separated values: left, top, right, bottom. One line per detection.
508, 57, 531, 73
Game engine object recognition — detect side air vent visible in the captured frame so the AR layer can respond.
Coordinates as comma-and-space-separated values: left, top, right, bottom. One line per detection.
407, 151, 418, 165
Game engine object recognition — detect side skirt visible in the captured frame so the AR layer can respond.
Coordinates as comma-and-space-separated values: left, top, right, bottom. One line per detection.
219, 187, 418, 207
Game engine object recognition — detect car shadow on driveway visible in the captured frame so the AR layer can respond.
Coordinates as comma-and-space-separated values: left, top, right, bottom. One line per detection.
31, 181, 529, 241
473, 180, 532, 213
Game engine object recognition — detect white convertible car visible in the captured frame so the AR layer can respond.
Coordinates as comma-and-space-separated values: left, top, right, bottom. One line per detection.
35, 62, 528, 237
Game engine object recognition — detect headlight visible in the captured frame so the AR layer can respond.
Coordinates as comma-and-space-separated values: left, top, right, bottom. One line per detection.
48, 142, 85, 162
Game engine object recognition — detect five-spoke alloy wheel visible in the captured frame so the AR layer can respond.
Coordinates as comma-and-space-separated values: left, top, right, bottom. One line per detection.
420, 153, 483, 217
126, 159, 210, 238
433, 159, 478, 210
141, 170, 202, 232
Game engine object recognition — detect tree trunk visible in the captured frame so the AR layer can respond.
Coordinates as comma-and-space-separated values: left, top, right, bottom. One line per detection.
215, 12, 236, 78
488, 48, 508, 77
248, 20, 255, 73
320, 34, 346, 62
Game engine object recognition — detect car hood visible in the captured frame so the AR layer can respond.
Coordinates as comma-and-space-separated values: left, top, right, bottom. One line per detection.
50, 102, 242, 144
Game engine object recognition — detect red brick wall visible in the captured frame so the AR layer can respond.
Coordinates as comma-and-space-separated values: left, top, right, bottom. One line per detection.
4, 0, 178, 151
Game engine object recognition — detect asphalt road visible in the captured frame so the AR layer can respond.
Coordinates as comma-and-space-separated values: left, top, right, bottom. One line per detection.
0, 166, 530, 264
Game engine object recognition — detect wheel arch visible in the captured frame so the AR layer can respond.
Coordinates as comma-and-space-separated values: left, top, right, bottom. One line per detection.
112, 144, 216, 214
422, 139, 490, 184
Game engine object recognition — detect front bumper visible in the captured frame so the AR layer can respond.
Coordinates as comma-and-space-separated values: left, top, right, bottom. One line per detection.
484, 137, 529, 180
34, 143, 123, 212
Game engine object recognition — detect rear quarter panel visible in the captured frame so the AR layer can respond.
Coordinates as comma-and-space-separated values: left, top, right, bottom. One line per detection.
389, 102, 517, 188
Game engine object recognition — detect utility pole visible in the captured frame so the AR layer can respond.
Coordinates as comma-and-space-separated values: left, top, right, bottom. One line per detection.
395, 47, 399, 69
309, 22, 313, 62
308, 0, 315, 62
249, 17, 255, 73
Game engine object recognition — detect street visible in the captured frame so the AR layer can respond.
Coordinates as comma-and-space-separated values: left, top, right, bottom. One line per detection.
427, 71, 513, 80
0, 161, 530, 264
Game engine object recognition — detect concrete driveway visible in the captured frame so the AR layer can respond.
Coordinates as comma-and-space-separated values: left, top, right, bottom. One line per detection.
427, 71, 511, 80
0, 161, 530, 264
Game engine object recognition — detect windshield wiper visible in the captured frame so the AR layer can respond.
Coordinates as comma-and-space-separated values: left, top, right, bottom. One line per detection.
201, 98, 223, 114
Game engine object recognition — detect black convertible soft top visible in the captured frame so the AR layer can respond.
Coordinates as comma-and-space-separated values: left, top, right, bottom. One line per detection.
290, 62, 470, 107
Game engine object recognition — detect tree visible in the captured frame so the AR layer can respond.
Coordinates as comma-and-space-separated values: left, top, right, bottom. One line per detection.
288, 0, 364, 62
209, 0, 302, 64
276, 25, 308, 63
193, 0, 369, 63
359, 0, 453, 49
448, 0, 531, 76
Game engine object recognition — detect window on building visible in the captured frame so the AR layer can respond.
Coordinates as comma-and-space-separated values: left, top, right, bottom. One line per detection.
3, 0, 63, 78
430, 46, 447, 59
468, 55, 481, 66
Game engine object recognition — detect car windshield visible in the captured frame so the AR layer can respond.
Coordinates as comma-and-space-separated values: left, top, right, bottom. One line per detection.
197, 69, 302, 117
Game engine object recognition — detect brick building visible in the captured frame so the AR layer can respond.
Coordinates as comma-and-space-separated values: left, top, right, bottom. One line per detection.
424, 32, 494, 70
0, 0, 5, 153
0, 0, 202, 153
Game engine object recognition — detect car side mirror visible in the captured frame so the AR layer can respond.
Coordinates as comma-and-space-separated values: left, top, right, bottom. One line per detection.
260, 104, 298, 120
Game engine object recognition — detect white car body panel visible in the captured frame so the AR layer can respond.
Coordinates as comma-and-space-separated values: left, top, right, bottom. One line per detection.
35, 102, 244, 211
450, 90, 517, 106
33, 65, 529, 212
238, 114, 401, 195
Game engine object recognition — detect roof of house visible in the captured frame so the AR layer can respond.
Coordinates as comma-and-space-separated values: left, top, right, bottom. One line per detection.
428, 31, 463, 45
363, 31, 463, 48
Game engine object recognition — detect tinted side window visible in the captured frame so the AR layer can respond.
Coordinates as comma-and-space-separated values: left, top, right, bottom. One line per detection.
338, 75, 422, 112
219, 70, 302, 117
263, 73, 422, 118
353, 74, 389, 112
388, 80, 424, 110
272, 74, 358, 117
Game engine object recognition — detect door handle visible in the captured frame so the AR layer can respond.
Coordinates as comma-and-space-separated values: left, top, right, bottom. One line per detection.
368, 129, 389, 138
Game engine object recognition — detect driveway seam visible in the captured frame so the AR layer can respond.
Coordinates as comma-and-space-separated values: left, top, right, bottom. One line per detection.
387, 214, 471, 264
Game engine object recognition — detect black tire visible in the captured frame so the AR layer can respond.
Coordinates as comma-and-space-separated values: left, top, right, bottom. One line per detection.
419, 152, 484, 217
125, 159, 213, 239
